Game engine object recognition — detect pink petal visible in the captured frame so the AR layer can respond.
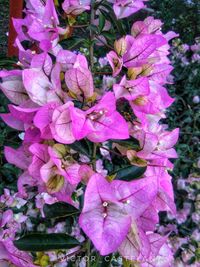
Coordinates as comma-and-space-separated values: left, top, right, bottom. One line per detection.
23, 68, 51, 106
4, 146, 30, 170
79, 174, 131, 255
111, 177, 158, 219
0, 113, 24, 130
50, 102, 76, 144
33, 102, 59, 139
0, 74, 28, 105
65, 67, 94, 98
107, 51, 123, 77
118, 223, 150, 261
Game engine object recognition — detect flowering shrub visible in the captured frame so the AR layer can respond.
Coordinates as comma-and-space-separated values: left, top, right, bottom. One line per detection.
0, 0, 180, 266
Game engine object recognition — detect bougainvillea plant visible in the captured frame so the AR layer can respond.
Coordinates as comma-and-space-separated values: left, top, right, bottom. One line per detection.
0, 0, 179, 266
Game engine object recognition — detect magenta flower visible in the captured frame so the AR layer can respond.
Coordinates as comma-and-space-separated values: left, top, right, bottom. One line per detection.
130, 81, 174, 123
4, 146, 31, 170
71, 92, 129, 142
0, 70, 28, 105
65, 55, 94, 99
136, 128, 179, 160
79, 173, 157, 255
123, 34, 166, 68
107, 51, 123, 77
28, 143, 49, 179
51, 101, 76, 144
0, 240, 36, 267
79, 174, 132, 255
48, 144, 81, 185
33, 102, 60, 139
111, 0, 147, 19
113, 75, 150, 101
62, 0, 91, 15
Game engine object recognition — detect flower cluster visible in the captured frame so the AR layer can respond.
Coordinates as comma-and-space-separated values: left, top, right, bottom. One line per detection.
0, 0, 179, 266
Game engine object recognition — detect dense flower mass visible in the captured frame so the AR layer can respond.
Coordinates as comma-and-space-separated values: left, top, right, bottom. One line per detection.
0, 0, 179, 266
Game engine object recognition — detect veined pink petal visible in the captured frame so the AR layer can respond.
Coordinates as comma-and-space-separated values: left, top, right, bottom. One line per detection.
0, 73, 28, 105
123, 34, 166, 68
29, 143, 49, 179
79, 174, 131, 255
33, 102, 59, 139
56, 49, 77, 71
23, 68, 51, 106
8, 104, 39, 124
111, 177, 158, 219
118, 223, 151, 261
65, 67, 94, 98
114, 76, 150, 101
31, 53, 53, 76
50, 102, 76, 144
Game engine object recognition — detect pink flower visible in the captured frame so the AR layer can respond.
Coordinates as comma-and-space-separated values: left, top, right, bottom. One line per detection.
131, 16, 163, 37
28, 143, 49, 179
47, 144, 81, 185
79, 174, 132, 255
113, 75, 150, 101
65, 55, 94, 99
4, 146, 31, 170
107, 34, 167, 77
0, 70, 28, 105
123, 34, 166, 68
111, 0, 147, 19
79, 174, 157, 255
106, 51, 123, 77
62, 0, 91, 16
33, 102, 60, 139
71, 92, 129, 142
50, 101, 76, 144
22, 68, 51, 106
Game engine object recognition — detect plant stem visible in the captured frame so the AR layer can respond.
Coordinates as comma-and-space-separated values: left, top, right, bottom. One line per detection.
87, 239, 91, 267
89, 1, 95, 70
92, 143, 98, 171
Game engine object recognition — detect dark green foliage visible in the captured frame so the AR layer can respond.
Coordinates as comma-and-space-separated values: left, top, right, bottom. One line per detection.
149, 0, 200, 44
14, 233, 80, 251
43, 202, 80, 218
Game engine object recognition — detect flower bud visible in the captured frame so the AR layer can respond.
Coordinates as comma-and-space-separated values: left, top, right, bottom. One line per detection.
46, 175, 64, 193
114, 37, 127, 56
127, 67, 142, 80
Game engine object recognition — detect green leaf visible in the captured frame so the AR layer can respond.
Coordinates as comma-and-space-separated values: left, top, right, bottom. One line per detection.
114, 165, 147, 181
43, 202, 80, 218
101, 31, 116, 40
87, 24, 99, 34
68, 139, 92, 157
111, 137, 140, 150
14, 233, 80, 252
99, 8, 125, 35
59, 37, 85, 50
98, 13, 106, 32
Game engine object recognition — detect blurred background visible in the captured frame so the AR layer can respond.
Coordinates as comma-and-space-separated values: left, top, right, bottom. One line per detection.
0, 0, 200, 265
